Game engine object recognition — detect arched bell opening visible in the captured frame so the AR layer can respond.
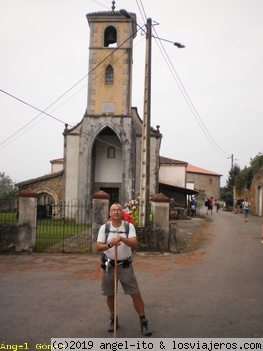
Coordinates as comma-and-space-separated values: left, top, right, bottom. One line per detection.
104, 26, 117, 47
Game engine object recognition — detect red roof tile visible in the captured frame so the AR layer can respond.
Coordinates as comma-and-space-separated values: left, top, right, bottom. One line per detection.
187, 164, 222, 176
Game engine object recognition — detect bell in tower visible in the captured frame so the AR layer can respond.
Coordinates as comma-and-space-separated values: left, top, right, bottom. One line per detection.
104, 25, 117, 47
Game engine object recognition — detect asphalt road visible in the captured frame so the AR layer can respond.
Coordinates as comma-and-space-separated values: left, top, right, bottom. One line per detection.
0, 208, 262, 347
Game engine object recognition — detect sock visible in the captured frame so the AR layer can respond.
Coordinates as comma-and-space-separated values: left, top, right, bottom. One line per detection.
140, 315, 146, 321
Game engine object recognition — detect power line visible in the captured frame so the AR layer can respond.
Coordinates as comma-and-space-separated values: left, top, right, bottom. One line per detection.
154, 37, 229, 158
135, 1, 230, 159
1, 3, 230, 161
0, 26, 140, 149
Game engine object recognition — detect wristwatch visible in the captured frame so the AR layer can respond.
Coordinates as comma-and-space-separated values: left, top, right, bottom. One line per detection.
108, 243, 111, 248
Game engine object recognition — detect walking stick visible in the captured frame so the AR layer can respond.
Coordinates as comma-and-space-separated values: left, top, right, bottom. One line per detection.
114, 245, 118, 338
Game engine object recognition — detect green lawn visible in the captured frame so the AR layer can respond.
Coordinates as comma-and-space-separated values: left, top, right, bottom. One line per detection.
0, 212, 18, 224
35, 219, 91, 252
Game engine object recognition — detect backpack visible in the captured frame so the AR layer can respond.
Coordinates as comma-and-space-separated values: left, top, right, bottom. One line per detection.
104, 220, 130, 243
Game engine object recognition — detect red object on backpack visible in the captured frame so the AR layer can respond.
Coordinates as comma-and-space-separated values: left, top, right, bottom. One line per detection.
108, 211, 134, 224
122, 212, 134, 224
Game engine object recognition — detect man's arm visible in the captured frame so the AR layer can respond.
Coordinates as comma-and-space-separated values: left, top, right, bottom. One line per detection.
120, 235, 138, 249
96, 241, 111, 253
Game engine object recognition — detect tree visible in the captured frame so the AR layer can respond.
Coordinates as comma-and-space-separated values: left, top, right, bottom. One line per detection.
0, 172, 17, 199
227, 164, 241, 189
235, 153, 263, 192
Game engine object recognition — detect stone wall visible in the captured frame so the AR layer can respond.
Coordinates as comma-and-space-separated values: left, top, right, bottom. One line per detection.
0, 223, 33, 253
187, 173, 220, 200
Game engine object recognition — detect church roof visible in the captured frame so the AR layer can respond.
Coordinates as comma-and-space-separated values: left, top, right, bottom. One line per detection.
16, 171, 63, 187
160, 156, 188, 166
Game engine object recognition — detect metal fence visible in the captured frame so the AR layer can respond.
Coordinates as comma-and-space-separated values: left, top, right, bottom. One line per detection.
35, 202, 92, 253
0, 198, 18, 224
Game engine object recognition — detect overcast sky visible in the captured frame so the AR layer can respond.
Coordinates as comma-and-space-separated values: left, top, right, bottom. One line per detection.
1, 0, 262, 187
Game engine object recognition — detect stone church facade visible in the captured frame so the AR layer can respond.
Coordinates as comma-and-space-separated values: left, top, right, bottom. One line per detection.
62, 8, 161, 222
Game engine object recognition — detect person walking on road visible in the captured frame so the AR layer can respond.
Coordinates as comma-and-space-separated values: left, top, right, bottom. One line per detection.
96, 203, 152, 336
242, 198, 250, 222
207, 197, 214, 215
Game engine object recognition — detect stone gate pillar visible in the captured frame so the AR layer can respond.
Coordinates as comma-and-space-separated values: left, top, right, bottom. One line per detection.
18, 189, 38, 249
91, 191, 110, 253
151, 193, 170, 251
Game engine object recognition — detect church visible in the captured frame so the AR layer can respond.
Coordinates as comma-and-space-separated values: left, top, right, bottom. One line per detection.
17, 3, 205, 223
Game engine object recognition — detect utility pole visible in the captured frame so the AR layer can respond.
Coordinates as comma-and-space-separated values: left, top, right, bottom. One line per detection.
119, 9, 184, 227
139, 18, 152, 227
228, 154, 234, 169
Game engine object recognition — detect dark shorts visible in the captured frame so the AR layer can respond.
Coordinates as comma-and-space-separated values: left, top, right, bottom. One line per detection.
101, 264, 140, 296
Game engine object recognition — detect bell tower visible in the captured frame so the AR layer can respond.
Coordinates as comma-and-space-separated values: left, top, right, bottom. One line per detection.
63, 3, 161, 221
63, 3, 139, 218
85, 4, 137, 117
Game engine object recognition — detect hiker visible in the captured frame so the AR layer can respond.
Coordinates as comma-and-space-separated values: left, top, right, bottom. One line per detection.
242, 198, 250, 222
207, 197, 214, 215
190, 197, 197, 216
96, 203, 152, 336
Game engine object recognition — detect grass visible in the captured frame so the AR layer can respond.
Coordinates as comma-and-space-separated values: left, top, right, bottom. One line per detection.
0, 212, 18, 224
35, 219, 91, 252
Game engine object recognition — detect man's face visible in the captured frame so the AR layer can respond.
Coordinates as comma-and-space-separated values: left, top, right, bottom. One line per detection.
110, 205, 123, 219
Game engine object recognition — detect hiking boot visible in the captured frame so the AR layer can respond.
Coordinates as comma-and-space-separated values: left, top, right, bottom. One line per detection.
108, 316, 119, 332
140, 319, 152, 336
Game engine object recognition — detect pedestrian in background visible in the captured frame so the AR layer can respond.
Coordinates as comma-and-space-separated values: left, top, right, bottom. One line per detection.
190, 197, 197, 216
242, 198, 250, 222
207, 197, 214, 215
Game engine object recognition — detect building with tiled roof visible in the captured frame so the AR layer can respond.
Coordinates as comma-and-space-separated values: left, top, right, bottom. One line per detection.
187, 164, 222, 176
186, 164, 222, 200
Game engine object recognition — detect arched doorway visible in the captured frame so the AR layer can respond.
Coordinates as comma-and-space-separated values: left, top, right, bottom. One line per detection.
35, 188, 59, 219
92, 126, 123, 205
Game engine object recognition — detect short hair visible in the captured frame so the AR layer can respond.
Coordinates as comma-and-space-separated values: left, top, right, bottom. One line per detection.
110, 203, 123, 210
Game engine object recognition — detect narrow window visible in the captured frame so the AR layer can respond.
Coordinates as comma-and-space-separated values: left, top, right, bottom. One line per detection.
105, 65, 114, 84
107, 146, 115, 159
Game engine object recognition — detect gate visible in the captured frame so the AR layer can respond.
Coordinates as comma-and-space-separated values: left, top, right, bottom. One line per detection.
35, 202, 92, 253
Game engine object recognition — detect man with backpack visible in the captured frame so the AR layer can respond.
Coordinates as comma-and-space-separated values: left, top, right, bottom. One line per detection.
96, 203, 152, 336
206, 197, 214, 215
